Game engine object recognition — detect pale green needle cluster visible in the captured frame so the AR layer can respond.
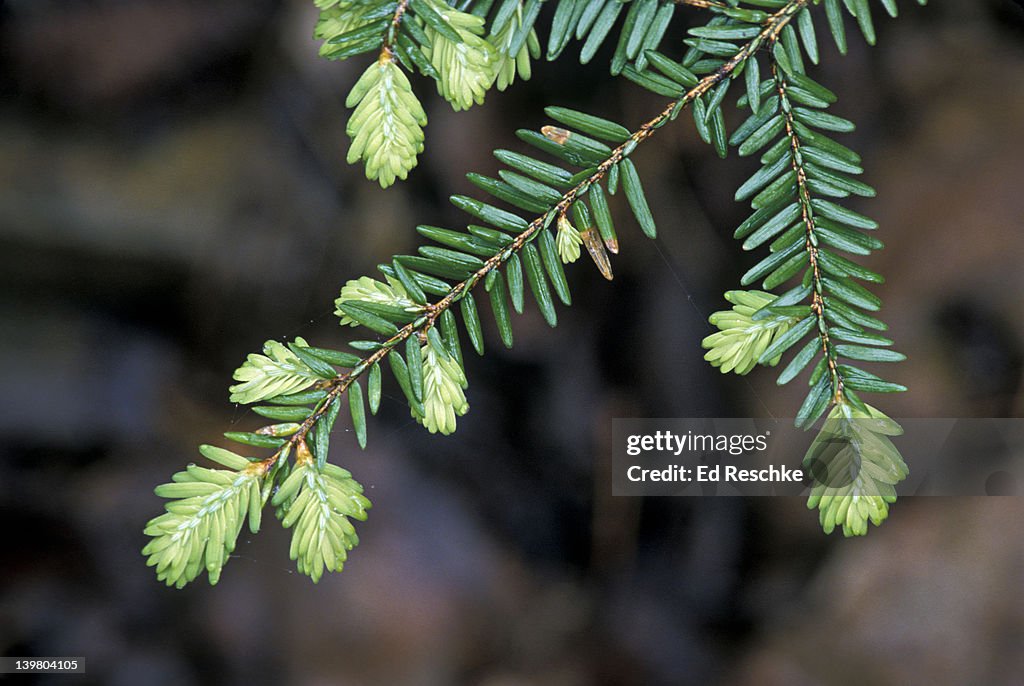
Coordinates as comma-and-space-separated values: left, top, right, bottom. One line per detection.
143, 446, 263, 588
346, 55, 427, 188
804, 403, 908, 536
423, 6, 498, 111
555, 214, 583, 264
272, 461, 371, 583
335, 275, 422, 326
702, 290, 798, 375
414, 338, 469, 435
229, 338, 321, 404
488, 4, 540, 91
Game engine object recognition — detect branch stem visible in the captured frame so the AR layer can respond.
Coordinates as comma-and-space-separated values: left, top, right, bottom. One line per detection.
380, 0, 411, 58
772, 61, 846, 405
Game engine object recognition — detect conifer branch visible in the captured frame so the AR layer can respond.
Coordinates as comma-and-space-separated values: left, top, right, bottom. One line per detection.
687, 0, 921, 534
147, 0, 929, 587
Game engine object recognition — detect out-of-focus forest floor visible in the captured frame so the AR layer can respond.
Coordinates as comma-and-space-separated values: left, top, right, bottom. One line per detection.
1, 2, 1023, 684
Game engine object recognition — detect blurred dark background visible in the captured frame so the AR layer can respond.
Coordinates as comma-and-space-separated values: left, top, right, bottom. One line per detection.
2, 1, 1024, 684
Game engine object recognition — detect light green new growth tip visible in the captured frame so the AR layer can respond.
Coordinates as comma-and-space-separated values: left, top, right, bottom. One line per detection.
423, 3, 499, 111
804, 403, 908, 536
346, 55, 427, 188
702, 290, 799, 375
